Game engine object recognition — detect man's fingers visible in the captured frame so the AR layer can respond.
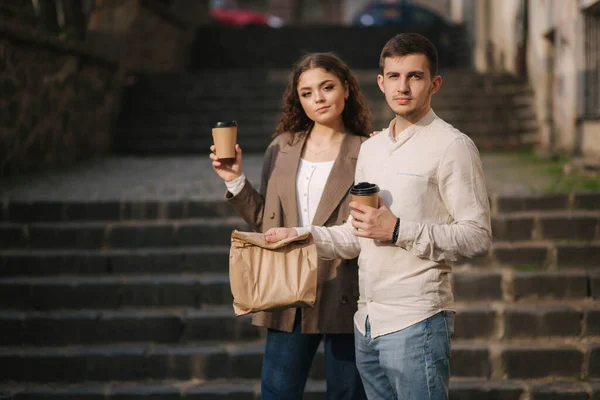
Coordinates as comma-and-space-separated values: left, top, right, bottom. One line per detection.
352, 227, 368, 238
349, 201, 370, 213
350, 209, 373, 224
351, 218, 367, 231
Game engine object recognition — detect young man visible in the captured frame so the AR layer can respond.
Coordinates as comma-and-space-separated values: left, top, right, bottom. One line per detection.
265, 33, 492, 400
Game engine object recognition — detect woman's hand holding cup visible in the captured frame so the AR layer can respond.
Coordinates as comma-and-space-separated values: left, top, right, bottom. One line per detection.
210, 143, 243, 182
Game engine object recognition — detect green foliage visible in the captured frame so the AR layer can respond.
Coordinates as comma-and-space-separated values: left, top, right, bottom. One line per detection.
513, 263, 546, 271
482, 149, 600, 194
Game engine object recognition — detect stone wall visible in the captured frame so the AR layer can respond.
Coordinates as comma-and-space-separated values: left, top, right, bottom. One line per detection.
0, 23, 121, 176
85, 0, 193, 74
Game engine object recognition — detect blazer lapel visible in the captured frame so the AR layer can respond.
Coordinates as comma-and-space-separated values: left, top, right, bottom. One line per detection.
275, 134, 306, 228
311, 134, 362, 226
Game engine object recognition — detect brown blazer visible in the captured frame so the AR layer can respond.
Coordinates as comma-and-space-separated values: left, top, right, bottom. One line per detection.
227, 131, 366, 333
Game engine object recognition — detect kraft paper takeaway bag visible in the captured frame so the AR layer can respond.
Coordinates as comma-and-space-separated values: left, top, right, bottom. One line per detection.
229, 230, 318, 317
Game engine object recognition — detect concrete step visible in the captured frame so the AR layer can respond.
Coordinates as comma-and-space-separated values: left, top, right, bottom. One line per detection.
1, 270, 598, 310
434, 106, 536, 122
119, 117, 537, 137
116, 68, 536, 154
492, 192, 600, 213
0, 341, 597, 382
0, 273, 232, 310
123, 96, 533, 123
127, 90, 286, 105
1, 235, 599, 273
133, 70, 528, 91
0, 210, 600, 249
115, 130, 533, 155
1, 199, 238, 223
0, 381, 259, 399
4, 379, 595, 399
120, 112, 282, 126
4, 194, 594, 223
114, 131, 271, 155
0, 247, 231, 277
452, 270, 597, 302
491, 211, 600, 241
489, 241, 600, 268
0, 218, 249, 250
2, 212, 597, 250
0, 307, 259, 346
1, 304, 597, 346
125, 90, 532, 111
452, 303, 600, 340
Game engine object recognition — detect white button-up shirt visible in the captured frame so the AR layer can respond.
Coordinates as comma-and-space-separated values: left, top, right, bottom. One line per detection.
299, 110, 492, 338
225, 159, 334, 227
296, 159, 335, 226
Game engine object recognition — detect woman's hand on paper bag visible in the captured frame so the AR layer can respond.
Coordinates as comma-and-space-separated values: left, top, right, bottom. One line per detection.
264, 227, 299, 243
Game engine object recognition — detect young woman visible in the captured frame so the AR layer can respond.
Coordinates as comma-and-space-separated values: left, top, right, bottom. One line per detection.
209, 52, 372, 399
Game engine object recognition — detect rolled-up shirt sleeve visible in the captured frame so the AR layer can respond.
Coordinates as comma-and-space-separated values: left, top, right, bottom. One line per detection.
396, 137, 492, 262
224, 173, 247, 197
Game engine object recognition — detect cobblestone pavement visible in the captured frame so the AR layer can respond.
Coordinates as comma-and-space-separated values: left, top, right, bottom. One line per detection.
0, 153, 578, 201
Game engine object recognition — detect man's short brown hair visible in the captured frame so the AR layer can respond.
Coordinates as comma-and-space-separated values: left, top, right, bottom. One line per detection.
379, 33, 439, 77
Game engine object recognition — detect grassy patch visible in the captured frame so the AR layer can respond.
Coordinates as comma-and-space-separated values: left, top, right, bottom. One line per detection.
482, 149, 600, 194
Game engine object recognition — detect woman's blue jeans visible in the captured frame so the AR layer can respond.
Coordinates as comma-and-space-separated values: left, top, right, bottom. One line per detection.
354, 311, 455, 400
261, 309, 366, 400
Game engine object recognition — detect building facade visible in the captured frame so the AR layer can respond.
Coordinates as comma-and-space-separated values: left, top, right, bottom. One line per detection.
471, 0, 600, 160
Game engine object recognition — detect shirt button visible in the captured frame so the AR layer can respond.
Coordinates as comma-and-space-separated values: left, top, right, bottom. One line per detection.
304, 193, 307, 197
340, 295, 348, 304
269, 212, 275, 219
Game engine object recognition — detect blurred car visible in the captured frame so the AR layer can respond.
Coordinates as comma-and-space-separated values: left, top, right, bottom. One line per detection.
352, 2, 447, 28
209, 0, 283, 27
352, 2, 460, 68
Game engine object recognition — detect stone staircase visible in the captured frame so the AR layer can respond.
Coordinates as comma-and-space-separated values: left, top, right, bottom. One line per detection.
114, 69, 537, 155
0, 192, 599, 399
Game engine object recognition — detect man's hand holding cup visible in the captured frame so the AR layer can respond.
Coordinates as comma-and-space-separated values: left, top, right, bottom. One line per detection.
349, 182, 398, 241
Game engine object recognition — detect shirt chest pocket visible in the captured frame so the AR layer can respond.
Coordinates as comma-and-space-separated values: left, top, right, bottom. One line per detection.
391, 172, 433, 210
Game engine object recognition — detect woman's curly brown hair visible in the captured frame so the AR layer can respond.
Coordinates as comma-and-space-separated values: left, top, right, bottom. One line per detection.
274, 52, 372, 139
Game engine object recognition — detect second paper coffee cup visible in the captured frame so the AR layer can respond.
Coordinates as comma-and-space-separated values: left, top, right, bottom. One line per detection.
350, 182, 380, 208
212, 121, 238, 159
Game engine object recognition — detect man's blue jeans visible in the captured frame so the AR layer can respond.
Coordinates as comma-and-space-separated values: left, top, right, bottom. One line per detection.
261, 310, 366, 400
354, 311, 455, 400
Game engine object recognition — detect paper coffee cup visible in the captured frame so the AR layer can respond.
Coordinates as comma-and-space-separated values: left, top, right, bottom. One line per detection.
350, 182, 380, 208
212, 121, 238, 159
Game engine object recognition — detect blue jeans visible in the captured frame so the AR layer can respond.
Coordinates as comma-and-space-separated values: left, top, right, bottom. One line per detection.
354, 311, 455, 400
261, 310, 366, 400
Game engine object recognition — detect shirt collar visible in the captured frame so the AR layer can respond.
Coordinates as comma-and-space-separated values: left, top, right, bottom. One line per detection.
386, 108, 437, 145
